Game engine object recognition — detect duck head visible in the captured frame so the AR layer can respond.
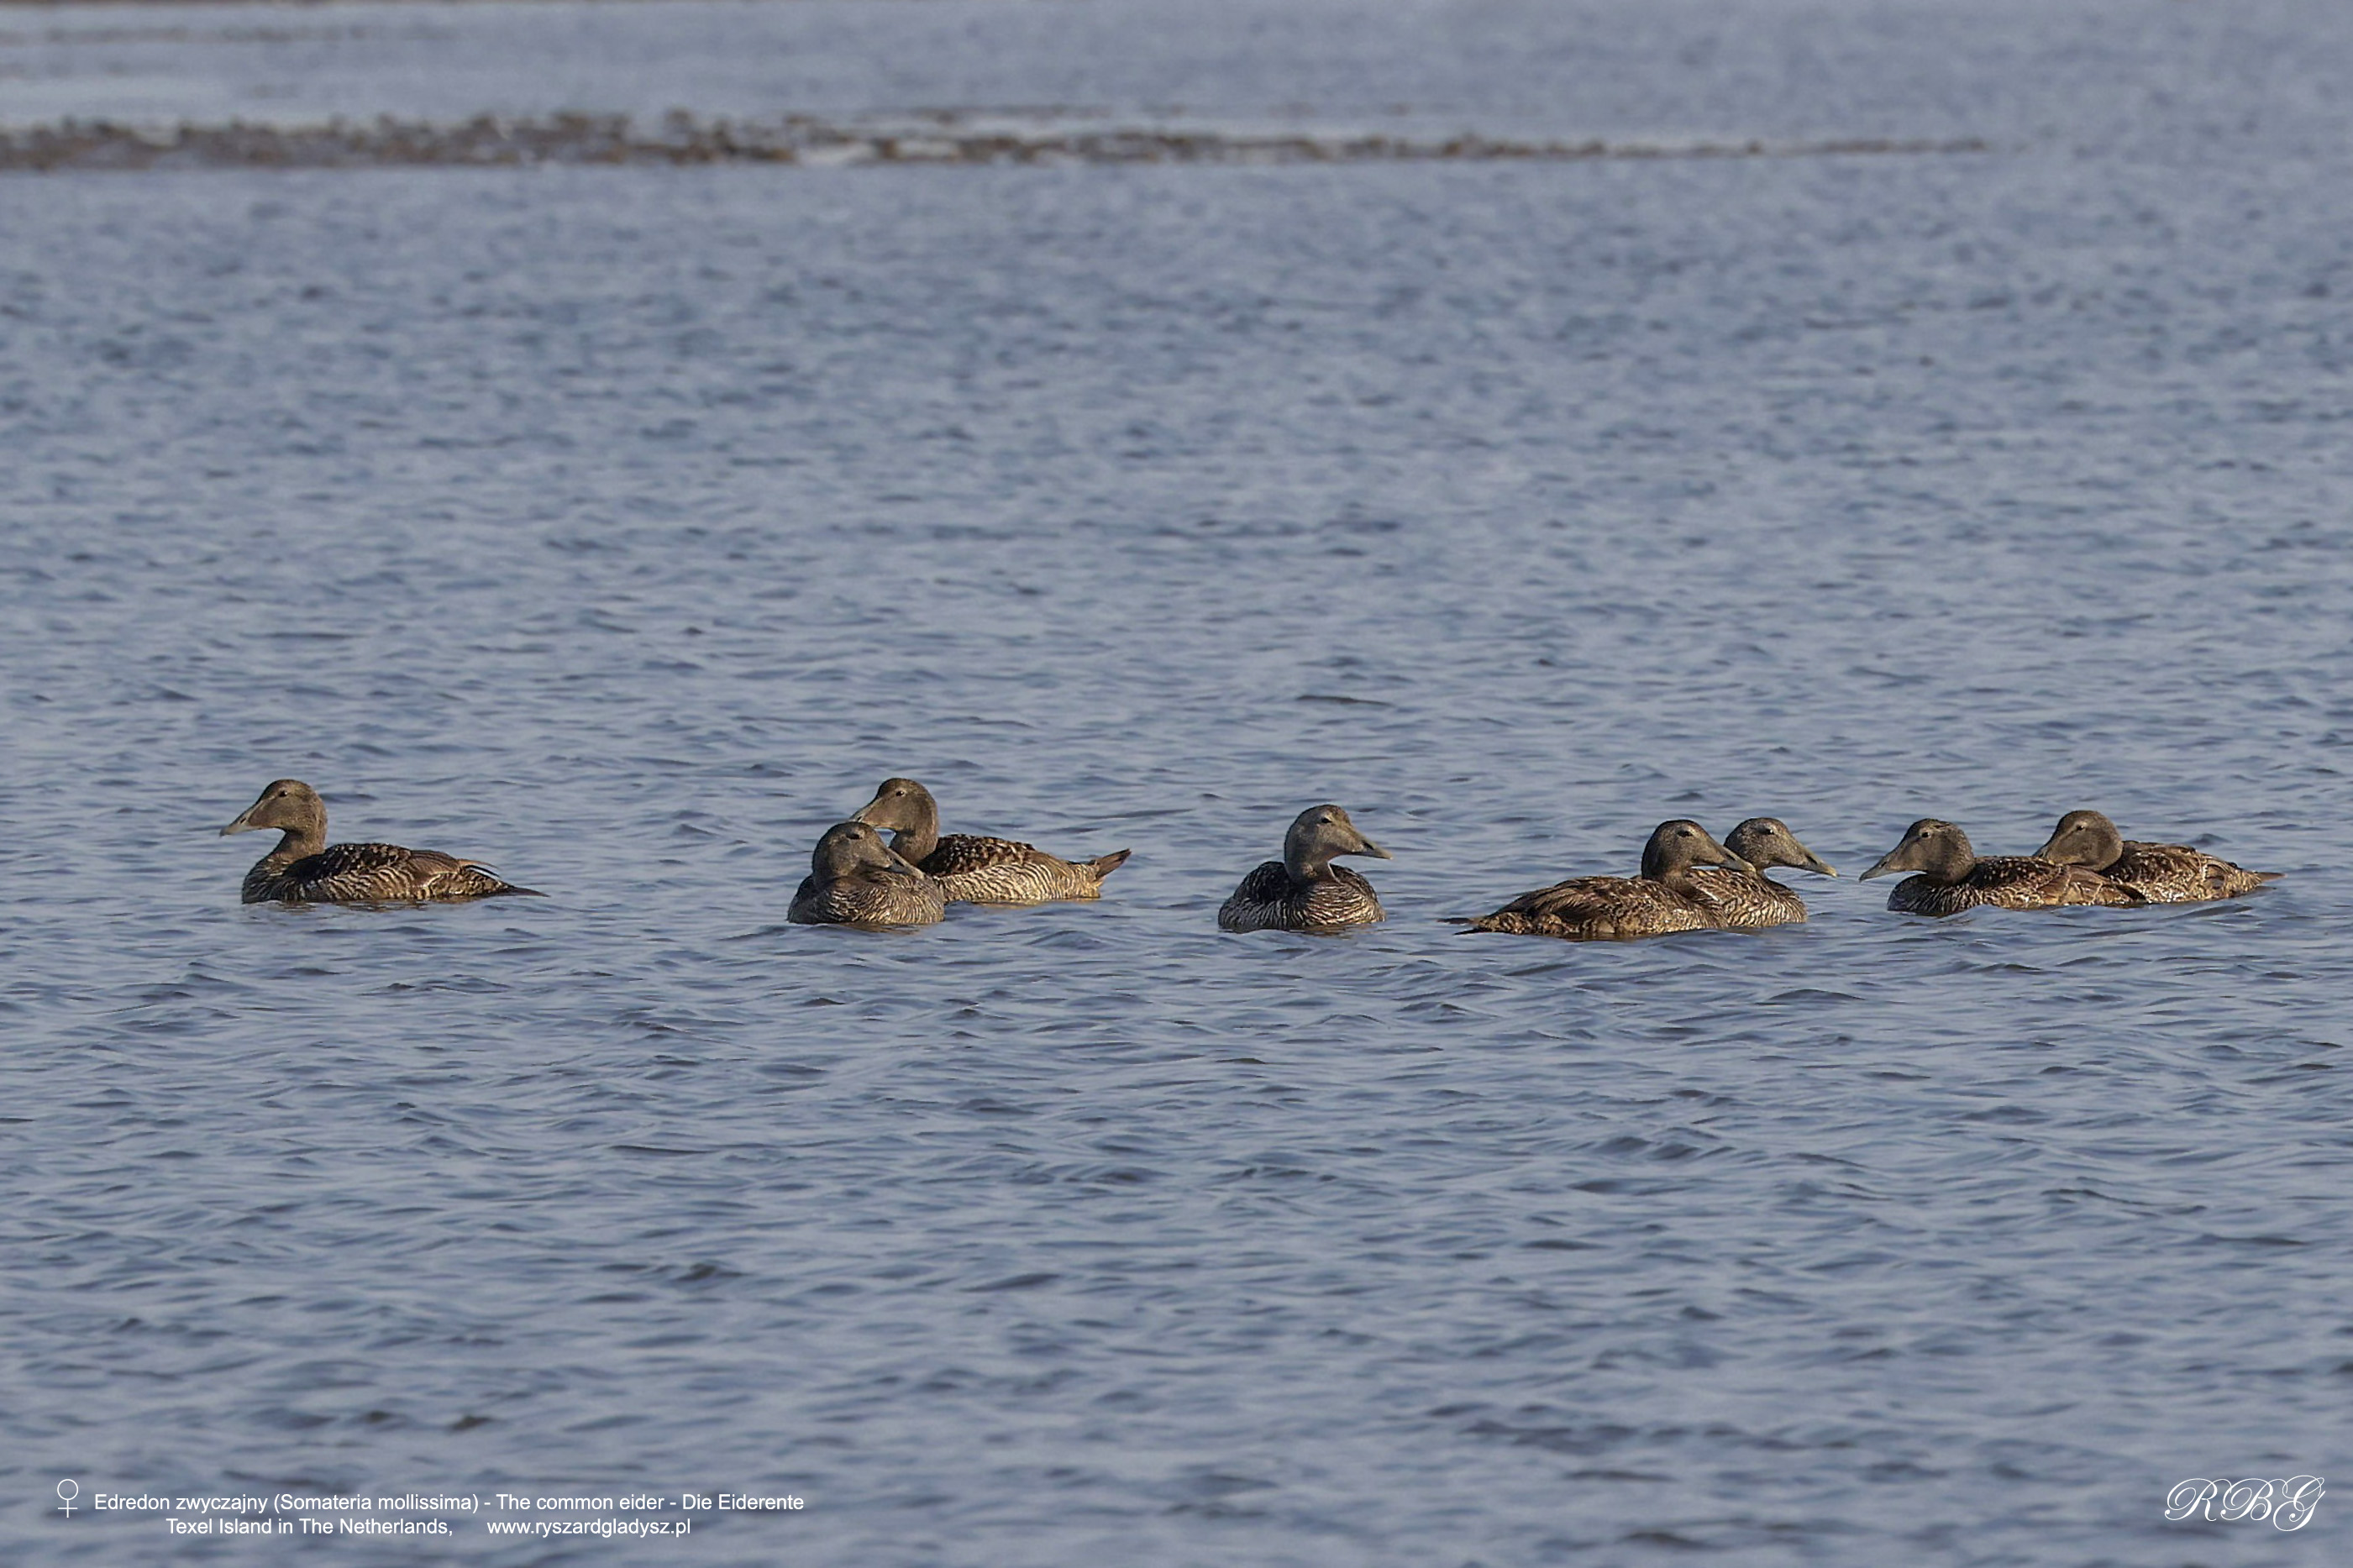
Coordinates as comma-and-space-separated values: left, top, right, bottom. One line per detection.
1861, 819, 1976, 883
810, 820, 915, 881
1283, 804, 1390, 880
2033, 809, 2125, 872
1724, 817, 1836, 878
851, 778, 938, 834
1638, 819, 1754, 882
850, 777, 942, 859
221, 779, 326, 844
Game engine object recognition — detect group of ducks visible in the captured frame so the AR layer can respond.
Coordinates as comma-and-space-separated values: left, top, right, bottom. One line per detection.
218, 777, 2278, 938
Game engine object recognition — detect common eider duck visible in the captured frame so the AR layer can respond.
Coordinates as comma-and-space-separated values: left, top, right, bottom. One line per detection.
851, 778, 1130, 905
219, 779, 540, 904
788, 821, 946, 928
1218, 804, 1389, 932
1861, 818, 2138, 915
1458, 819, 1752, 941
2032, 810, 2277, 903
1683, 817, 1838, 928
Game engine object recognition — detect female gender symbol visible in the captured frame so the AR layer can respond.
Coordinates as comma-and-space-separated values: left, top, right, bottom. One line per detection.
55, 1480, 79, 1517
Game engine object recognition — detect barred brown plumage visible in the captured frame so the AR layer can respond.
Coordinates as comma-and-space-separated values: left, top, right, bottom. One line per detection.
220, 779, 541, 905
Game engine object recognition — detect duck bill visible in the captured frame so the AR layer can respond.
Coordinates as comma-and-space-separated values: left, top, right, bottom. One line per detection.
1803, 852, 1839, 878
2029, 833, 2063, 861
1354, 836, 1393, 861
1859, 849, 1908, 881
1716, 852, 1757, 875
218, 806, 260, 836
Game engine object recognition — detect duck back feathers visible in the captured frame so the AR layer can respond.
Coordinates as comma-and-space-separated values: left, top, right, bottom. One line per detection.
244, 843, 530, 905
922, 835, 1132, 905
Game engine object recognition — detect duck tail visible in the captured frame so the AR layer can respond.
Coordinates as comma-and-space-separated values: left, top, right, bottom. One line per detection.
1085, 849, 1132, 882
449, 860, 544, 899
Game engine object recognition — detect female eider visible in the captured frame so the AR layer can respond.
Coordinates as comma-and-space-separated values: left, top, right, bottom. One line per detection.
219, 779, 539, 904
788, 821, 946, 928
1218, 805, 1390, 932
1683, 817, 1839, 928
1458, 819, 1752, 941
1861, 818, 2137, 915
851, 778, 1130, 905
2032, 810, 2277, 903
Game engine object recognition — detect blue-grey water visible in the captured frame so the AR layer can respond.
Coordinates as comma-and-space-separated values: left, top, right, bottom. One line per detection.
4, 2, 2351, 1563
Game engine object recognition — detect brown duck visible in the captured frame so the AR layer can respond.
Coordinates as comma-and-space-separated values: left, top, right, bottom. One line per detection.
1458, 819, 1752, 941
788, 821, 946, 928
2032, 810, 2277, 903
220, 779, 540, 904
851, 778, 1129, 905
1861, 818, 2136, 915
1683, 817, 1838, 928
1218, 804, 1390, 933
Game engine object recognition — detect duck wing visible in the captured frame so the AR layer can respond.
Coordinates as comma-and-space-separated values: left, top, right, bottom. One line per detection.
1963, 857, 2140, 909
1681, 867, 1806, 928
921, 834, 1130, 905
2111, 841, 2274, 901
1464, 874, 1713, 939
275, 842, 536, 902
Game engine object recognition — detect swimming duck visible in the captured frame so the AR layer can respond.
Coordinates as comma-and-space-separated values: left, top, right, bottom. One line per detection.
850, 778, 1130, 905
219, 779, 540, 904
2032, 810, 2277, 903
1683, 817, 1838, 928
1218, 804, 1390, 932
1458, 819, 1752, 941
1860, 818, 2138, 915
788, 821, 946, 927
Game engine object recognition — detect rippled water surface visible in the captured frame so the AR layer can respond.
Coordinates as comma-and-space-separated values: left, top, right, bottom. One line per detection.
4, 2, 2352, 1564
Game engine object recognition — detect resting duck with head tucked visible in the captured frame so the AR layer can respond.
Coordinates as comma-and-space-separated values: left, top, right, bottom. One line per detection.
788, 821, 946, 928
220, 779, 540, 904
2032, 810, 2277, 904
1218, 804, 1390, 932
851, 777, 1129, 905
1458, 819, 1752, 941
1683, 817, 1838, 928
1861, 818, 2137, 915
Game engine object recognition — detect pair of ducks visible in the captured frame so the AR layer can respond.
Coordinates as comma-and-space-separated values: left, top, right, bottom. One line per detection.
216, 781, 2277, 938
786, 779, 1132, 926
1862, 813, 2277, 914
